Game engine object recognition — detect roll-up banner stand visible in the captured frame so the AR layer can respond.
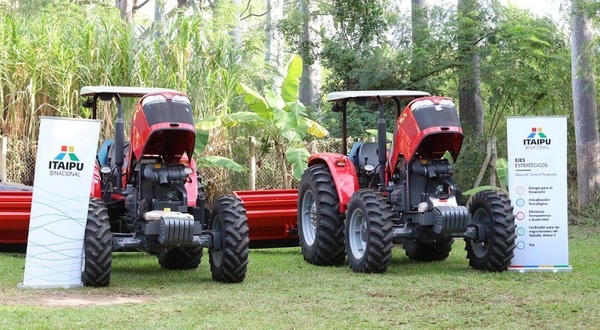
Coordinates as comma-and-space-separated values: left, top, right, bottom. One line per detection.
20, 117, 101, 288
506, 116, 572, 272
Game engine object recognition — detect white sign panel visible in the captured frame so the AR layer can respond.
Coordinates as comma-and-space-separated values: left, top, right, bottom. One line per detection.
506, 116, 572, 272
20, 117, 101, 288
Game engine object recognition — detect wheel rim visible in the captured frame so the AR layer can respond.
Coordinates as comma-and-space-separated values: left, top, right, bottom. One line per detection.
301, 190, 317, 246
212, 214, 223, 267
471, 208, 491, 258
348, 208, 367, 259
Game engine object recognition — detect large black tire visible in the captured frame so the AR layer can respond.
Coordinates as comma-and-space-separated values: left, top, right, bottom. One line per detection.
82, 198, 112, 287
465, 190, 517, 271
209, 195, 249, 283
345, 189, 393, 273
297, 164, 345, 266
158, 246, 203, 270
403, 236, 454, 262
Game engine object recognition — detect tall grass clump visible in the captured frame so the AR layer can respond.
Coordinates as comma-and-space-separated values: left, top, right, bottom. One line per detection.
0, 2, 133, 141
0, 0, 274, 194
134, 1, 270, 196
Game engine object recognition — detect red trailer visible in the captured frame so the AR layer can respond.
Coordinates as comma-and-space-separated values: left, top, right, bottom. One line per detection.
0, 184, 33, 247
233, 189, 298, 248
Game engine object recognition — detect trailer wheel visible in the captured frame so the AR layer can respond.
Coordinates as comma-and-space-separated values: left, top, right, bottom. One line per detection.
209, 195, 249, 283
158, 246, 203, 270
82, 198, 112, 287
345, 189, 393, 273
298, 164, 345, 266
465, 190, 516, 271
403, 236, 454, 262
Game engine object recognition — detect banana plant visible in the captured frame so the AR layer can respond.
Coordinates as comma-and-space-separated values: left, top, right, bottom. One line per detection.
197, 54, 328, 188
461, 157, 509, 198
193, 128, 246, 172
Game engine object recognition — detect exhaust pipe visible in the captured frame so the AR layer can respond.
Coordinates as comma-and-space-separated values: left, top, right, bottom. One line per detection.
114, 94, 124, 191
376, 95, 386, 187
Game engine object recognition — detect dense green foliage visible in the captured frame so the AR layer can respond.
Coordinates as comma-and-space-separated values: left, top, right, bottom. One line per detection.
318, 0, 592, 195
1, 0, 599, 208
0, 1, 264, 140
198, 55, 328, 186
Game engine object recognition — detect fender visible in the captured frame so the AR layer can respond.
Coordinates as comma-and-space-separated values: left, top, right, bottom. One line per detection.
90, 163, 102, 199
308, 153, 359, 213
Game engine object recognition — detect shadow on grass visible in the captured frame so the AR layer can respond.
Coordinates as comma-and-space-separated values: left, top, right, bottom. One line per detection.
250, 245, 475, 277
386, 255, 473, 276
110, 252, 214, 285
0, 244, 27, 254
249, 247, 301, 256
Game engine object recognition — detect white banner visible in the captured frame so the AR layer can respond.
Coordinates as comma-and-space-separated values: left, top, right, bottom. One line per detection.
20, 117, 101, 288
506, 116, 572, 272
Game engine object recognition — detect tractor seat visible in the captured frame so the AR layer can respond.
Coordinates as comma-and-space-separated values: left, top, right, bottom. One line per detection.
357, 142, 379, 171
97, 139, 113, 167
348, 142, 362, 169
107, 141, 130, 170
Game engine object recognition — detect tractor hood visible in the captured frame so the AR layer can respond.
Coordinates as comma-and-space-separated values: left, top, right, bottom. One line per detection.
130, 92, 196, 164
390, 96, 463, 169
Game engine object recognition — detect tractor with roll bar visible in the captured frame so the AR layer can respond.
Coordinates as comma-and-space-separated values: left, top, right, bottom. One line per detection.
297, 90, 517, 273
1, 86, 251, 286
85, 86, 254, 286
0, 86, 300, 278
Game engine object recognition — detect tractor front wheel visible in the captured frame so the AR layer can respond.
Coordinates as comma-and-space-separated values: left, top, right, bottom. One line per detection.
82, 198, 112, 287
297, 164, 345, 266
158, 246, 203, 270
209, 195, 249, 283
345, 189, 393, 273
465, 190, 516, 271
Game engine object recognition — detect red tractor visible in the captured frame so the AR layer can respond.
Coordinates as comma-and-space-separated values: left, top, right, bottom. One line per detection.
297, 91, 516, 273
79, 86, 248, 286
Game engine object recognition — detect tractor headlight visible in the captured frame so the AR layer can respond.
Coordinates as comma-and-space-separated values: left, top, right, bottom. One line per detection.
410, 99, 435, 111
100, 166, 111, 174
172, 95, 191, 105
364, 164, 375, 173
184, 167, 193, 175
439, 99, 455, 107
142, 94, 167, 106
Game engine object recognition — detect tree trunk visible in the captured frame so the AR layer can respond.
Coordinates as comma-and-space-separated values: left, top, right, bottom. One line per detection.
154, 0, 165, 38
266, 0, 285, 88
457, 0, 485, 135
299, 0, 322, 117
116, 0, 136, 23
276, 142, 291, 189
411, 0, 428, 80
230, 0, 242, 46
571, 0, 600, 207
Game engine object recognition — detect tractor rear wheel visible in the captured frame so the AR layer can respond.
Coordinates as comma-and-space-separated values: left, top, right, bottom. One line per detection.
345, 189, 393, 273
465, 190, 517, 271
403, 236, 454, 262
82, 198, 112, 287
209, 195, 249, 283
158, 246, 203, 270
297, 164, 345, 266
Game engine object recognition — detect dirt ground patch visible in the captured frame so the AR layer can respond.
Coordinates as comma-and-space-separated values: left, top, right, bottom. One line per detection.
0, 291, 151, 307
40, 296, 150, 307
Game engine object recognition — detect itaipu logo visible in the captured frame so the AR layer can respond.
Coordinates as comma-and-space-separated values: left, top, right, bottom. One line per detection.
523, 127, 551, 150
48, 145, 83, 176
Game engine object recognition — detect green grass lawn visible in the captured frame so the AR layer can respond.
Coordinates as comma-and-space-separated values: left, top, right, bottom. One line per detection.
1, 226, 599, 330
